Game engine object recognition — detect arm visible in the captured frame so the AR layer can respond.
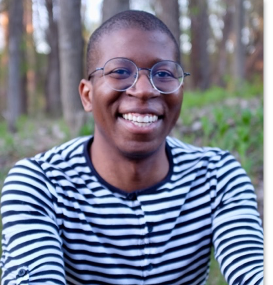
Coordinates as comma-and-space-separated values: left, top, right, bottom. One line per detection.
211, 152, 263, 285
1, 159, 66, 285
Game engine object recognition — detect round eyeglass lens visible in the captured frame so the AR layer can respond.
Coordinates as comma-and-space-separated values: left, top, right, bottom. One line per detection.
103, 58, 137, 91
151, 61, 184, 94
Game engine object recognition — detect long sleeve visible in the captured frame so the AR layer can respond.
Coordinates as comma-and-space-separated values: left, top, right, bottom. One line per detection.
211, 152, 263, 285
1, 159, 66, 285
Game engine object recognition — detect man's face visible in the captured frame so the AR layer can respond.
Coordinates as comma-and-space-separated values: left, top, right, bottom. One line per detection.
80, 28, 183, 159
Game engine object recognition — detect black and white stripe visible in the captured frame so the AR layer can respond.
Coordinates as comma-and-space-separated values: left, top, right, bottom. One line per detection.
1, 136, 263, 285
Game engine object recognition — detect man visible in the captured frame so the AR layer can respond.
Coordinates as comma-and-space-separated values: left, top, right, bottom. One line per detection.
1, 10, 263, 285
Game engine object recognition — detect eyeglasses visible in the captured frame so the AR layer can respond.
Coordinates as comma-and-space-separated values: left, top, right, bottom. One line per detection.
88, 57, 190, 94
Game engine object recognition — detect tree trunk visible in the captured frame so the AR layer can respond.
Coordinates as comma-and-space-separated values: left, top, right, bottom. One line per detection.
216, 1, 233, 87
189, 0, 210, 90
58, 0, 84, 135
7, 0, 24, 132
20, 0, 29, 115
232, 0, 245, 82
101, 0, 130, 23
245, 0, 263, 80
154, 0, 181, 53
45, 0, 61, 117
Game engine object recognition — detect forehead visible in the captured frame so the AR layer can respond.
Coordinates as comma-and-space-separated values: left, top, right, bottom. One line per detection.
95, 28, 177, 67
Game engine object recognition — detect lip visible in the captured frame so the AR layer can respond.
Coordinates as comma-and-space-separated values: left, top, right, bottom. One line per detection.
117, 104, 164, 133
119, 106, 163, 115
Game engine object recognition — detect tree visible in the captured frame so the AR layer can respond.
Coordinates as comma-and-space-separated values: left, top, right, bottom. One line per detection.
101, 0, 130, 23
154, 0, 181, 52
7, 0, 25, 132
58, 0, 85, 135
245, 0, 263, 80
215, 0, 233, 87
232, 0, 245, 82
189, 0, 210, 90
45, 0, 61, 117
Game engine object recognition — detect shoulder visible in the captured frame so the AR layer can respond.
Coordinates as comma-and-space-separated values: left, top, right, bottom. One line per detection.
2, 136, 92, 197
166, 136, 229, 161
34, 136, 92, 165
166, 136, 247, 180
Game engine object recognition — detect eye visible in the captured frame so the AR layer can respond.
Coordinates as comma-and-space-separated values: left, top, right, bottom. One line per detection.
107, 68, 132, 79
154, 70, 174, 78
153, 70, 176, 82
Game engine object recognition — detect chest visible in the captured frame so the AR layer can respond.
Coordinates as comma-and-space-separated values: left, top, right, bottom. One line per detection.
58, 185, 213, 285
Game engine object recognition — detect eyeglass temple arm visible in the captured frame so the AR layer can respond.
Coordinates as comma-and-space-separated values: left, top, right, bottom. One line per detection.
184, 72, 190, 77
88, 68, 104, 80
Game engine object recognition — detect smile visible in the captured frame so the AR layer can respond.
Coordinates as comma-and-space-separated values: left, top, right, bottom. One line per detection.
122, 113, 158, 127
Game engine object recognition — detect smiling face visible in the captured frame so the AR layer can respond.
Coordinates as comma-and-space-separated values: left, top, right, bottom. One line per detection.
79, 28, 183, 160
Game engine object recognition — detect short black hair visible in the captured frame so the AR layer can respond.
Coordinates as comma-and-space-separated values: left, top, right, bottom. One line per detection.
86, 10, 180, 75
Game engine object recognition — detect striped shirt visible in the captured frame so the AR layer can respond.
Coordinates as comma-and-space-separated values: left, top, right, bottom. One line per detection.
1, 136, 263, 285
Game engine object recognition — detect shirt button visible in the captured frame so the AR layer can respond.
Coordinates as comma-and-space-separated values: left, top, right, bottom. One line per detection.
17, 268, 26, 277
147, 224, 153, 233
128, 193, 137, 201
147, 264, 153, 271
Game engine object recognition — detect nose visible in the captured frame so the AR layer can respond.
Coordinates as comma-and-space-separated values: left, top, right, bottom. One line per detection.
126, 70, 160, 99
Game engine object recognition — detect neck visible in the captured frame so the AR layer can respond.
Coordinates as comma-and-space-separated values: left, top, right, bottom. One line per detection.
90, 137, 169, 193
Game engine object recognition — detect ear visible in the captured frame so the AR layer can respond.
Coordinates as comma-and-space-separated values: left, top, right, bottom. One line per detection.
79, 79, 93, 112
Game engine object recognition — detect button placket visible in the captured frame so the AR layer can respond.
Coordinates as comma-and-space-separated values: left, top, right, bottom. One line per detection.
139, 203, 155, 281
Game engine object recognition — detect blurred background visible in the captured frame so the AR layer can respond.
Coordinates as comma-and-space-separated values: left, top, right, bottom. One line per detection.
0, 1, 263, 284
0, 0, 263, 127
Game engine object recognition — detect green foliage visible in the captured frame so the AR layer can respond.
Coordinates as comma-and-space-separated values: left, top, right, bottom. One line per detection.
0, 115, 71, 189
206, 251, 227, 285
179, 81, 263, 184
182, 86, 227, 110
182, 79, 263, 110
79, 115, 95, 136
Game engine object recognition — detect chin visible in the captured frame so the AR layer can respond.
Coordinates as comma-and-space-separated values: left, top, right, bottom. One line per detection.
118, 140, 165, 161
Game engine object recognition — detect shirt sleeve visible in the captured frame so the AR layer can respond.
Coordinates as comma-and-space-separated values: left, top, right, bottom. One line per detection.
1, 159, 66, 285
211, 151, 264, 285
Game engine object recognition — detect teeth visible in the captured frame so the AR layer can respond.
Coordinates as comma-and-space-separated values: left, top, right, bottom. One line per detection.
122, 113, 158, 126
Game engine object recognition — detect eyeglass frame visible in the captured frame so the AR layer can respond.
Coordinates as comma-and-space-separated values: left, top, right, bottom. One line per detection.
87, 57, 190, 94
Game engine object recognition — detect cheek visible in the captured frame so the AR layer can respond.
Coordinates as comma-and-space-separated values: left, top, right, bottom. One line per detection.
172, 105, 182, 125
168, 93, 183, 120
91, 90, 121, 126
90, 94, 107, 128
93, 80, 122, 106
